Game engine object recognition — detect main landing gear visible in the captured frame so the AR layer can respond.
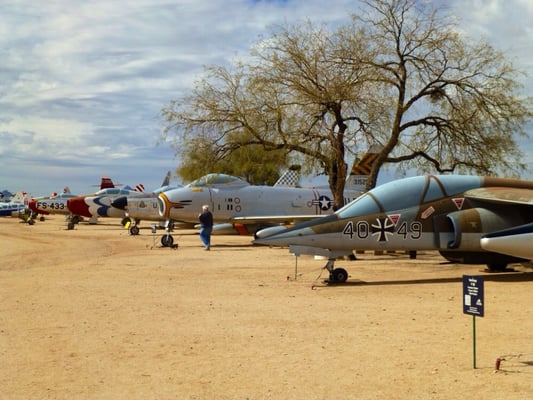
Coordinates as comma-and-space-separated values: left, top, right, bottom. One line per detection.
122, 217, 141, 236
66, 215, 82, 230
323, 259, 349, 284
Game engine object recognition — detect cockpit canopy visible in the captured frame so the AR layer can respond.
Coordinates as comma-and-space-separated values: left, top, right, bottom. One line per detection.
187, 173, 250, 188
95, 188, 139, 196
337, 175, 482, 219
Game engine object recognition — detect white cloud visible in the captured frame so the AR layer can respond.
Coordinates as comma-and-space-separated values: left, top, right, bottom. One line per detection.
0, 0, 531, 195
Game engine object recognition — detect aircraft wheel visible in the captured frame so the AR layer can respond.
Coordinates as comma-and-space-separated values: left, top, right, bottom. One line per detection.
28, 219, 35, 225
129, 225, 140, 235
39, 216, 45, 222
330, 268, 348, 283
67, 222, 75, 230
487, 262, 508, 272
72, 216, 81, 224
161, 234, 174, 247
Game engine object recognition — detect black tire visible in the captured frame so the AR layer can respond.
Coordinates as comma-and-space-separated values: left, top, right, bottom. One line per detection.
67, 222, 75, 230
330, 268, 348, 283
130, 225, 140, 235
487, 262, 508, 272
161, 234, 174, 247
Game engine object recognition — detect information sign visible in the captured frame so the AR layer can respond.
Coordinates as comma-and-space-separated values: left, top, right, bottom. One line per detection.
463, 275, 484, 317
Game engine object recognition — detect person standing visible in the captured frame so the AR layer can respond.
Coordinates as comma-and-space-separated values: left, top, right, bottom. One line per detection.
198, 205, 213, 250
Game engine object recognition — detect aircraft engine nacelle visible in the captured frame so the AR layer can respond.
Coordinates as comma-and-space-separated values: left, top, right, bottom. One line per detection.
439, 207, 525, 267
445, 207, 517, 250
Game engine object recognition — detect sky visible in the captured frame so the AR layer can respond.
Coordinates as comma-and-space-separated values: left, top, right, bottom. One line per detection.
1, 0, 532, 196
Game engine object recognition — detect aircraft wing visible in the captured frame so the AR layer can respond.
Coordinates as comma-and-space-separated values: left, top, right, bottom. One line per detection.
464, 187, 533, 205
231, 214, 329, 224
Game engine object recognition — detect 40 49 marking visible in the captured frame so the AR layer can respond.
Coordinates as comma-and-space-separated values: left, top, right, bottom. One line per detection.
343, 219, 422, 242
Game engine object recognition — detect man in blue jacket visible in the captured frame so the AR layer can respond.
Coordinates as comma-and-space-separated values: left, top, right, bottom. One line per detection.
198, 205, 213, 250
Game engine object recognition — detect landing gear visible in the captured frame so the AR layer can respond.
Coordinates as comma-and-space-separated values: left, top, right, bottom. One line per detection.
330, 267, 349, 283
161, 234, 174, 247
486, 262, 509, 272
323, 259, 349, 284
66, 215, 81, 230
129, 225, 140, 235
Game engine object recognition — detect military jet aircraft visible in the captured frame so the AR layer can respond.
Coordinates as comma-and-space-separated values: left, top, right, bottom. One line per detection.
111, 153, 379, 246
66, 171, 176, 229
111, 166, 306, 236
0, 191, 30, 217
253, 174, 533, 283
28, 177, 122, 228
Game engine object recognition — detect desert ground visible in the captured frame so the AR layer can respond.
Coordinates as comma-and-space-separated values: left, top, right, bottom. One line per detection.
1, 215, 532, 400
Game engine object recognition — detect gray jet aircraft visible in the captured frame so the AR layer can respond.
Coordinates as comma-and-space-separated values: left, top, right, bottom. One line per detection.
253, 174, 533, 283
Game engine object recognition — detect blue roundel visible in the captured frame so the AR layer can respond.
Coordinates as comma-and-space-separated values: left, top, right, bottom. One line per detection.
318, 195, 332, 211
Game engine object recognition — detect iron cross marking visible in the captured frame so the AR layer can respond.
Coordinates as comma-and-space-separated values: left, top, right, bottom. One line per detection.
371, 217, 395, 242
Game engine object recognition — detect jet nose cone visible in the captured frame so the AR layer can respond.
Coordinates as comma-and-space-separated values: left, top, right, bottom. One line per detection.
111, 196, 127, 210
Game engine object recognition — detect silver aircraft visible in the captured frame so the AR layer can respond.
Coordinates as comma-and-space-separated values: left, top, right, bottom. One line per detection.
111, 153, 379, 246
253, 174, 533, 283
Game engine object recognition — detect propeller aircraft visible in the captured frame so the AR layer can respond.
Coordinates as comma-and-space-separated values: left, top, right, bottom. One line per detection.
253, 174, 533, 283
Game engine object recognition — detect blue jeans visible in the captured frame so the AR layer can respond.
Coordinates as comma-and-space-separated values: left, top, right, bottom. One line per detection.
199, 226, 212, 248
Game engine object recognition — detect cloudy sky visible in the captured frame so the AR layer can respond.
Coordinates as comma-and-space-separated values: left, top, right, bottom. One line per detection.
1, 0, 532, 196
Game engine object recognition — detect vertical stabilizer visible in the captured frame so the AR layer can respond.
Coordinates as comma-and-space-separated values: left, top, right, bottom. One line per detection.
11, 191, 30, 204
274, 165, 301, 187
345, 147, 380, 190
100, 176, 115, 189
161, 171, 171, 187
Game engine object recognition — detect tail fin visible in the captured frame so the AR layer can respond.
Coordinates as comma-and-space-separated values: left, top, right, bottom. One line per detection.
63, 186, 71, 194
274, 165, 301, 187
11, 191, 30, 204
345, 147, 380, 190
135, 184, 145, 192
161, 171, 171, 187
99, 176, 115, 189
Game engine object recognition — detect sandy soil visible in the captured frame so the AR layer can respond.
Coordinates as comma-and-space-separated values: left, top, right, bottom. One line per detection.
1, 215, 532, 400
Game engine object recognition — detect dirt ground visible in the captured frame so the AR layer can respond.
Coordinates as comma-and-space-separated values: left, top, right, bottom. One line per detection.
1, 215, 532, 399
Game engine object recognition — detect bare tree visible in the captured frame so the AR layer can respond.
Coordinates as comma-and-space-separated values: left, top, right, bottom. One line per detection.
162, 0, 531, 206
337, 0, 531, 188
162, 22, 376, 209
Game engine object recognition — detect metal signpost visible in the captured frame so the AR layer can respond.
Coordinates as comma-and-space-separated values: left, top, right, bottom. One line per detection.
462, 275, 485, 369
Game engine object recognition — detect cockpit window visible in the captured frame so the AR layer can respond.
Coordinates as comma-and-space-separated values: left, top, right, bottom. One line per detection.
187, 173, 249, 188
437, 175, 481, 197
337, 175, 483, 218
337, 192, 381, 218
369, 176, 427, 211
